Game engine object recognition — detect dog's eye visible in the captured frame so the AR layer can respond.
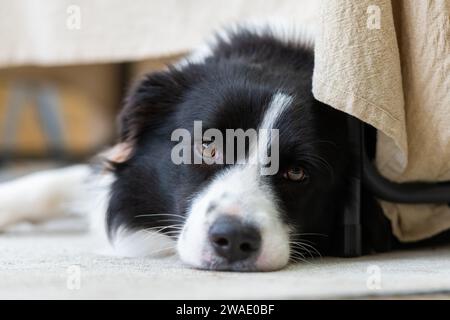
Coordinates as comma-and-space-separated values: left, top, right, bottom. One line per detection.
202, 141, 217, 159
283, 166, 308, 182
195, 140, 221, 163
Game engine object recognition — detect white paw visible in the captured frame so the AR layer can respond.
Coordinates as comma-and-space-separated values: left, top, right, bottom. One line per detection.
0, 165, 93, 231
0, 183, 23, 230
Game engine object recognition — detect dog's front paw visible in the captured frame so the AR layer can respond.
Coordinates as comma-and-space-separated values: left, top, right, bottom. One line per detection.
0, 177, 40, 230
0, 208, 20, 231
0, 184, 23, 230
0, 212, 16, 230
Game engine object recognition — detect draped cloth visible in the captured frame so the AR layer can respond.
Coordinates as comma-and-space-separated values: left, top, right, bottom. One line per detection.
313, 0, 450, 241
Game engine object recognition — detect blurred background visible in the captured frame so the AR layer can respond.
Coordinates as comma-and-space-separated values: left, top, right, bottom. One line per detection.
0, 0, 317, 180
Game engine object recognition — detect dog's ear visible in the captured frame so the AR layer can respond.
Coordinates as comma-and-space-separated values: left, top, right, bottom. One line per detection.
109, 67, 190, 165
99, 142, 134, 170
120, 67, 189, 144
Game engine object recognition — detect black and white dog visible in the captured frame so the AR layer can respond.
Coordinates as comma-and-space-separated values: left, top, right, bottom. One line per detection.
0, 22, 397, 271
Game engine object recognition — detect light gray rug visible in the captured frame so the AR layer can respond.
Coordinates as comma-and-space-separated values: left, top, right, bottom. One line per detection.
1, 218, 450, 299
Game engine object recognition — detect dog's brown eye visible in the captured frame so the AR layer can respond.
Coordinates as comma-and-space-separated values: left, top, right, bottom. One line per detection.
202, 141, 216, 159
283, 167, 308, 182
195, 140, 221, 163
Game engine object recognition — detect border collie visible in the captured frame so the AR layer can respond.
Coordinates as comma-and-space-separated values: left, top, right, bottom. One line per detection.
0, 22, 394, 271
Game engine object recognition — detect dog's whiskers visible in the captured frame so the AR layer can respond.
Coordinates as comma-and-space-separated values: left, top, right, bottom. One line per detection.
290, 232, 328, 237
145, 219, 185, 225
289, 252, 312, 264
289, 240, 322, 259
290, 242, 315, 259
134, 213, 186, 224
143, 225, 183, 232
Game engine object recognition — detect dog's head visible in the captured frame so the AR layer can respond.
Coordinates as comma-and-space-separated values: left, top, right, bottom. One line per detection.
106, 32, 352, 271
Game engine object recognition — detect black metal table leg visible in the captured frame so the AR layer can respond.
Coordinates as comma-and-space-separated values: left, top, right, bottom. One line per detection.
339, 116, 363, 257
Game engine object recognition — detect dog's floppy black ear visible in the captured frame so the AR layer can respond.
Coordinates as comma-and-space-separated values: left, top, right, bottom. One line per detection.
119, 67, 189, 144
106, 67, 190, 164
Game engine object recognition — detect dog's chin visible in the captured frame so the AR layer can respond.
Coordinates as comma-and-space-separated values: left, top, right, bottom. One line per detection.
177, 244, 290, 272
182, 256, 289, 272
192, 257, 259, 272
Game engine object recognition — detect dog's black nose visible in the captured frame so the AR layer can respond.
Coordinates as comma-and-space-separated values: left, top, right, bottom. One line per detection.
208, 216, 261, 262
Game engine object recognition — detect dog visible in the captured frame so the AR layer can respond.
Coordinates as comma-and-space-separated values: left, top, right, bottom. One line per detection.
0, 22, 407, 271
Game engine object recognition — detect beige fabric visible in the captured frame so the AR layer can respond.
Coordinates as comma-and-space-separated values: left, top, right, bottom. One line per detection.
313, 0, 450, 241
0, 0, 318, 67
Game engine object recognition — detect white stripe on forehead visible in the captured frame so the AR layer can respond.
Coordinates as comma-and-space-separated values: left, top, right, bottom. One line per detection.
260, 92, 293, 130
254, 92, 293, 168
